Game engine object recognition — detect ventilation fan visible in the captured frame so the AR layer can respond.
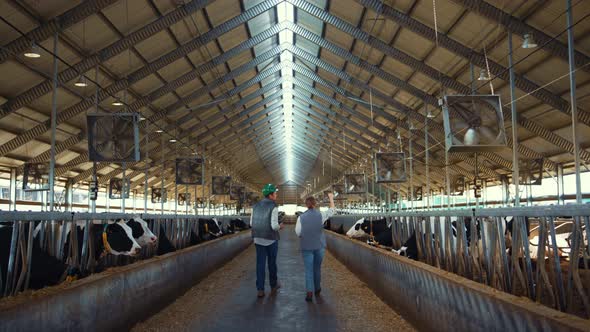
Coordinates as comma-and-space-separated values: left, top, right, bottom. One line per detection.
195, 197, 205, 208
345, 174, 366, 194
151, 187, 168, 203
178, 193, 191, 206
22, 163, 50, 191
413, 186, 423, 201
518, 158, 544, 185
450, 176, 466, 196
374, 152, 407, 183
245, 192, 259, 205
212, 176, 231, 195
176, 158, 203, 185
442, 95, 507, 152
108, 178, 130, 199
332, 184, 346, 200
87, 113, 140, 162
392, 191, 399, 203
229, 185, 244, 201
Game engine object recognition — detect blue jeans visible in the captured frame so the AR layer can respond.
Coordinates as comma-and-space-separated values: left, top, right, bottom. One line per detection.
255, 242, 278, 291
301, 248, 325, 292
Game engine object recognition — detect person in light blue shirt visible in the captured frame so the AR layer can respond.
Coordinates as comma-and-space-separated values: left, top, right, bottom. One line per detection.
295, 192, 335, 301
250, 184, 283, 298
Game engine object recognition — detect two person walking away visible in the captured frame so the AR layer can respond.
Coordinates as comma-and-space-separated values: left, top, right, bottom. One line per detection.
250, 184, 283, 298
295, 192, 335, 302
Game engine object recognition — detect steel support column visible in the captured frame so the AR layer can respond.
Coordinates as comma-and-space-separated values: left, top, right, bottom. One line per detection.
566, 0, 582, 204
48, 31, 59, 212
508, 32, 520, 207
9, 168, 16, 211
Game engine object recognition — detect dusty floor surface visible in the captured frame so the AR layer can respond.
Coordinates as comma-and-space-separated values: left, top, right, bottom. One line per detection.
132, 226, 415, 332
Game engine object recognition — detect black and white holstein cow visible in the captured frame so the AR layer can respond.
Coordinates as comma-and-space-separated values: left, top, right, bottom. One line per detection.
222, 218, 249, 235
1, 220, 141, 291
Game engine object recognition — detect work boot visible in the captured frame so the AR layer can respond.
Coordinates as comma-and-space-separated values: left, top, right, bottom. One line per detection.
257, 290, 265, 298
305, 292, 313, 302
271, 283, 281, 294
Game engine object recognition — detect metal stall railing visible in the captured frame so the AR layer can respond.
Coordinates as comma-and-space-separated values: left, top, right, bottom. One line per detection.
331, 205, 590, 318
0, 212, 248, 299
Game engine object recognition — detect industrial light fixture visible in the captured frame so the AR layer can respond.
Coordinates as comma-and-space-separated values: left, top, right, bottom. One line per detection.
169, 138, 177, 143
426, 109, 436, 118
139, 116, 146, 121
74, 75, 88, 87
24, 42, 41, 58
477, 68, 490, 81
521, 33, 537, 49
112, 99, 123, 106
155, 129, 163, 133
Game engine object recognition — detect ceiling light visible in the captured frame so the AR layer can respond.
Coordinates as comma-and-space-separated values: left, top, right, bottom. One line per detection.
24, 42, 41, 58
477, 69, 490, 81
426, 109, 436, 118
74, 75, 88, 87
521, 33, 537, 49
169, 138, 177, 143
155, 129, 163, 133
112, 99, 123, 106
139, 117, 146, 121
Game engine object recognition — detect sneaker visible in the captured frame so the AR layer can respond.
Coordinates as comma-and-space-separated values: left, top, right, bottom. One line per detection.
257, 290, 265, 298
271, 283, 281, 294
305, 292, 313, 302
314, 288, 321, 295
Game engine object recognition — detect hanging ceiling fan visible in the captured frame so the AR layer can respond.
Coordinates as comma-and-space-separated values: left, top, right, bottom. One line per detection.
87, 113, 140, 162
442, 95, 507, 152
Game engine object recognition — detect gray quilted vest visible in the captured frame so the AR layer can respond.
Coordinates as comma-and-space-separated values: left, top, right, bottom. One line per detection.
251, 198, 279, 241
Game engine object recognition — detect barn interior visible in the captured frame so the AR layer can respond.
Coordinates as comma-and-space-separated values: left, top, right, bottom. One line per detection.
0, 0, 589, 331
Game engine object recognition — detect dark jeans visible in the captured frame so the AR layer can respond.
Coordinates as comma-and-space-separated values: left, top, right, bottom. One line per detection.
255, 241, 278, 291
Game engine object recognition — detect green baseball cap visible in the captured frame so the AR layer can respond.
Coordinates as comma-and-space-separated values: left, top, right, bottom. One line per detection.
262, 183, 278, 196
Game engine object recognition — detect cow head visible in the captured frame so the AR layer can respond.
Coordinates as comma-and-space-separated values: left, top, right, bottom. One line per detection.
346, 218, 367, 238
126, 217, 157, 246
230, 218, 247, 230
103, 221, 142, 256
199, 218, 222, 237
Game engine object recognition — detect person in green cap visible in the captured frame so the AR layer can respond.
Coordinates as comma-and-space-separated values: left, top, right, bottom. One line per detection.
250, 183, 283, 298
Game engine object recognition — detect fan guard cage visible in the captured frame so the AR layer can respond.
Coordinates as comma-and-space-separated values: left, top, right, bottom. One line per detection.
175, 158, 204, 185
211, 176, 231, 195
413, 187, 423, 201
151, 187, 168, 203
332, 184, 347, 200
442, 95, 507, 152
178, 193, 191, 206
22, 163, 50, 192
518, 158, 544, 185
374, 152, 407, 183
345, 174, 367, 194
109, 178, 130, 199
450, 176, 466, 196
229, 185, 245, 201
87, 113, 140, 162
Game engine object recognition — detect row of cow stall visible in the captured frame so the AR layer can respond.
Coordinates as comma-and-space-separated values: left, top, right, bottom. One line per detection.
327, 204, 590, 319
0, 211, 249, 299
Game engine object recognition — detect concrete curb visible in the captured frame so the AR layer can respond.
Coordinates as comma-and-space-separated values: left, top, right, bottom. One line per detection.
325, 231, 589, 332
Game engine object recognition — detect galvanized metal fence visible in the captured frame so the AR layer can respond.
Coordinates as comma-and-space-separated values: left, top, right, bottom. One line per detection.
0, 211, 246, 298
332, 205, 590, 318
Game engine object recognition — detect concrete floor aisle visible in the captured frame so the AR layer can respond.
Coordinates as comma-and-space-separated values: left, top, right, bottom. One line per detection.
132, 226, 415, 332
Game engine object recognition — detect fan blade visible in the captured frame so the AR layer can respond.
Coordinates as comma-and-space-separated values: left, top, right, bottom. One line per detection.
478, 125, 499, 144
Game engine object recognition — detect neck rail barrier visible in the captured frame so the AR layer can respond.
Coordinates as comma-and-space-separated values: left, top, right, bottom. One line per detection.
0, 211, 250, 299
326, 205, 590, 319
